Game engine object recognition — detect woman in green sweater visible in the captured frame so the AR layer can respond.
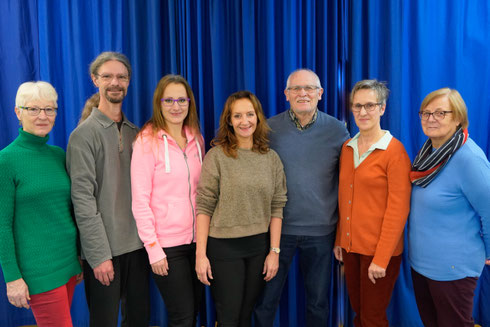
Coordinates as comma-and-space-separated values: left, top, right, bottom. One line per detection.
195, 91, 287, 326
0, 82, 81, 326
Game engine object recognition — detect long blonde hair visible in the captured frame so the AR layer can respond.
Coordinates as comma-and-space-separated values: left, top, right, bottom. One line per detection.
137, 75, 201, 139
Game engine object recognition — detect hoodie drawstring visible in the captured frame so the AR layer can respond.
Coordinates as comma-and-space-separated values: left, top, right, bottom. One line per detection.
195, 137, 203, 165
163, 135, 171, 173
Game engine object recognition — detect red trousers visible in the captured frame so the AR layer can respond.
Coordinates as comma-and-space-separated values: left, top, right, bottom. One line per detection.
342, 250, 402, 327
30, 276, 77, 327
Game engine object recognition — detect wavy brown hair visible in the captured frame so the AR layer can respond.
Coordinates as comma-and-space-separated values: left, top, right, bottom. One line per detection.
211, 90, 270, 158
137, 74, 201, 139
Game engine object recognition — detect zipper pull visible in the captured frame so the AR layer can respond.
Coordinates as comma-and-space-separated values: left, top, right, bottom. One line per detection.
183, 152, 187, 159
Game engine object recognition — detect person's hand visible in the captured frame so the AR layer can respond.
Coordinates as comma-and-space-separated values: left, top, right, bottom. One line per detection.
76, 257, 84, 285
196, 255, 213, 286
368, 262, 386, 284
263, 252, 279, 281
6, 278, 30, 309
93, 259, 114, 286
486, 259, 490, 265
151, 258, 169, 276
333, 246, 343, 262
76, 271, 84, 285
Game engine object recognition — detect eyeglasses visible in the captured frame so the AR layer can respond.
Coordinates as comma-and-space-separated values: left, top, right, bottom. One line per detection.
96, 73, 130, 83
287, 85, 320, 94
161, 97, 190, 107
18, 106, 58, 116
351, 102, 381, 112
419, 110, 452, 121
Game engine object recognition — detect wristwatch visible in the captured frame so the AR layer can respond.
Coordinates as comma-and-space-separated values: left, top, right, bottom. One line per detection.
270, 247, 281, 254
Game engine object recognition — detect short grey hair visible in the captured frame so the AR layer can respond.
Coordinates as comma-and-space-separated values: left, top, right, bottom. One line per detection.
15, 81, 58, 107
89, 51, 132, 78
350, 79, 390, 105
286, 68, 322, 89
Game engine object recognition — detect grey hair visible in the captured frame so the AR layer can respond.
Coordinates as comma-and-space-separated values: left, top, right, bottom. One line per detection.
89, 51, 132, 78
15, 81, 58, 107
285, 68, 322, 89
350, 79, 390, 105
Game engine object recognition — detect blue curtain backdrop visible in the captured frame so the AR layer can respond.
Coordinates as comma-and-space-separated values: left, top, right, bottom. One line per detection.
0, 0, 489, 326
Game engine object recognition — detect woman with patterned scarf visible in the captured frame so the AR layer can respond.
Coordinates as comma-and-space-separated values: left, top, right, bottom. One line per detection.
408, 88, 490, 327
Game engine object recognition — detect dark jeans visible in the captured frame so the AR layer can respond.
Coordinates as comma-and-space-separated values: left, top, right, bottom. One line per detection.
152, 243, 203, 327
411, 268, 478, 327
210, 252, 267, 327
83, 248, 150, 327
254, 233, 335, 327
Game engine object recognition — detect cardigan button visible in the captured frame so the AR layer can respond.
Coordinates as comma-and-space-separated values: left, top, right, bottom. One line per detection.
346, 232, 349, 236
348, 200, 351, 204
350, 184, 353, 188
346, 217, 350, 220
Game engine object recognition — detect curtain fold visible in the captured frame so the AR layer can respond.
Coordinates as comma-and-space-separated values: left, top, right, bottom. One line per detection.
0, 0, 489, 326
0, 0, 40, 150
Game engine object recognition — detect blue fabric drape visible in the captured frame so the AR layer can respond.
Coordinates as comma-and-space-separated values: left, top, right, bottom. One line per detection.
0, 1, 40, 150
0, 0, 489, 326
347, 0, 490, 157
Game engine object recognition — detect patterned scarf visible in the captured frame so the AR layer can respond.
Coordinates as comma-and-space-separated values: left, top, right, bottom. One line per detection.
410, 127, 468, 188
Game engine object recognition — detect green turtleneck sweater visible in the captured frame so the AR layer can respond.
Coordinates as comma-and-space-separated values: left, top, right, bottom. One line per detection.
0, 129, 81, 295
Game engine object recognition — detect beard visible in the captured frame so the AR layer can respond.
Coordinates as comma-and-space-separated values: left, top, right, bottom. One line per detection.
104, 86, 126, 103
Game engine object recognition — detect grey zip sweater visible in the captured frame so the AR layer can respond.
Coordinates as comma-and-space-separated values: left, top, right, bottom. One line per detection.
66, 108, 142, 269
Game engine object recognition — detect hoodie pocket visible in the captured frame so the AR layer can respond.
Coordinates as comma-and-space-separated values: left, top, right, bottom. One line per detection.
162, 199, 193, 236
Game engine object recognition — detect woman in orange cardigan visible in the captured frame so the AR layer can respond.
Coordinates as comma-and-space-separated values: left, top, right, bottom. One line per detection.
333, 80, 411, 327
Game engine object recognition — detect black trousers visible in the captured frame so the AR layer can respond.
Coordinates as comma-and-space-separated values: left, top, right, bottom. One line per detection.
210, 252, 267, 327
152, 243, 203, 327
83, 248, 150, 327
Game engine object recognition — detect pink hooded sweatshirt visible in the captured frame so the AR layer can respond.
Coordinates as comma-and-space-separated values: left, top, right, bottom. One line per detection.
131, 125, 204, 264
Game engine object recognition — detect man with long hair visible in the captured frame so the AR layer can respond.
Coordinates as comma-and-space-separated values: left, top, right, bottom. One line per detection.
67, 52, 150, 327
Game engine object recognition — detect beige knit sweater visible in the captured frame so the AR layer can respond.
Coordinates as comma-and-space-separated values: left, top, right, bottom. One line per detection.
196, 146, 287, 238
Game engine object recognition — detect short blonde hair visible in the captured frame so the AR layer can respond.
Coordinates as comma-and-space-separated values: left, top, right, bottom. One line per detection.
15, 81, 58, 108
420, 88, 469, 129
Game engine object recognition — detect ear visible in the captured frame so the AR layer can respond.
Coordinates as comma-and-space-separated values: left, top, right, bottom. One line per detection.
14, 107, 22, 120
318, 88, 324, 100
91, 74, 99, 88
379, 103, 386, 116
284, 89, 290, 102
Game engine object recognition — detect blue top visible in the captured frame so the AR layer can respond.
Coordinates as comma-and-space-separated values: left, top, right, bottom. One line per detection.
268, 110, 349, 236
408, 138, 490, 281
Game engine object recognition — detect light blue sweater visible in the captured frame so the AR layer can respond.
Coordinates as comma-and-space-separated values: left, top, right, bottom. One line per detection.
408, 138, 490, 281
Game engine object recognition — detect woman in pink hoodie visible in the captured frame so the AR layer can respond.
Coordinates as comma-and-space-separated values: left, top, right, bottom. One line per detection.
131, 75, 204, 327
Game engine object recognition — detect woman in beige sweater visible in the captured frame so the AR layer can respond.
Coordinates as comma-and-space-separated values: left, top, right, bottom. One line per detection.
195, 90, 287, 327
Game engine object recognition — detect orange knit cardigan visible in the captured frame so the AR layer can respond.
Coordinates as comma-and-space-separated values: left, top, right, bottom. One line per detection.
335, 137, 412, 269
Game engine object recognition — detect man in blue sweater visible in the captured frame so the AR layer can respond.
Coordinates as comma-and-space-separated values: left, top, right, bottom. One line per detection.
255, 69, 349, 326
